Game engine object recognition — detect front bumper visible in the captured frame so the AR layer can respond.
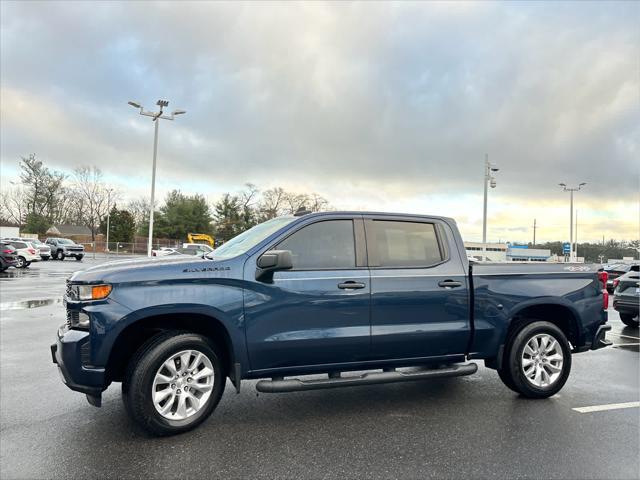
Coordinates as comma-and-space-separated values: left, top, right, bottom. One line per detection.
51, 326, 106, 405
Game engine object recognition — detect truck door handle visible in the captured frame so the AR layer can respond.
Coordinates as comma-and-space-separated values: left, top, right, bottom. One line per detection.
438, 280, 462, 289
338, 281, 366, 290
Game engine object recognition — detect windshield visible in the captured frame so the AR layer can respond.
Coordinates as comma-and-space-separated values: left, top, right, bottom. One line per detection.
206, 216, 297, 260
58, 239, 75, 245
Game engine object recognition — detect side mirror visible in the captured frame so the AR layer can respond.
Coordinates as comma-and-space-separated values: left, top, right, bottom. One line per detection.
255, 250, 293, 282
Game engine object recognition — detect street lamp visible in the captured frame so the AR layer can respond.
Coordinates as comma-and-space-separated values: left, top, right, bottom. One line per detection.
558, 182, 586, 262
128, 99, 186, 257
482, 154, 499, 261
105, 188, 113, 253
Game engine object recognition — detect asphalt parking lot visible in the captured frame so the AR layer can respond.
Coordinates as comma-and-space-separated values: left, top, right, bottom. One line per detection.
0, 258, 638, 479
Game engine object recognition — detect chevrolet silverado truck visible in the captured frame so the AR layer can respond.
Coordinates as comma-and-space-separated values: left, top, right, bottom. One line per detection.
51, 212, 611, 436
46, 237, 84, 261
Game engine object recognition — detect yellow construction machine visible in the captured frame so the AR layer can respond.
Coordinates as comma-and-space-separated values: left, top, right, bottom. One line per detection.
186, 233, 215, 247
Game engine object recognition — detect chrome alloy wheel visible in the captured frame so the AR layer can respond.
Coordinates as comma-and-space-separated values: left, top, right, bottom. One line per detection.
521, 333, 564, 388
152, 349, 215, 420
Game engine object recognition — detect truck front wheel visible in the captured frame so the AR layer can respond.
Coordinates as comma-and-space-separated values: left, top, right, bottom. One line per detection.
122, 332, 226, 436
498, 321, 572, 398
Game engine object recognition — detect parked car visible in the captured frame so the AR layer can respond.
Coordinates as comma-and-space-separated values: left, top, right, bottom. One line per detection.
603, 264, 639, 293
613, 270, 640, 328
0, 241, 18, 271
52, 211, 610, 436
5, 240, 40, 268
5, 237, 52, 260
182, 243, 214, 255
152, 247, 180, 257
45, 238, 84, 261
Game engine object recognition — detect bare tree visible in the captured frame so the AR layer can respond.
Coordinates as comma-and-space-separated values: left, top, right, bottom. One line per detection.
73, 166, 112, 241
307, 193, 330, 212
259, 187, 287, 220
127, 197, 154, 233
0, 187, 29, 226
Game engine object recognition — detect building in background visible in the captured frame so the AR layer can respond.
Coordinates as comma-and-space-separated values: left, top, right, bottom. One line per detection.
506, 244, 552, 262
465, 242, 553, 262
464, 242, 508, 262
46, 224, 92, 238
0, 225, 20, 238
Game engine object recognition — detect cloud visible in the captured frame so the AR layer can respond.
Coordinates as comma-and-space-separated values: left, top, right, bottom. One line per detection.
1, 1, 638, 241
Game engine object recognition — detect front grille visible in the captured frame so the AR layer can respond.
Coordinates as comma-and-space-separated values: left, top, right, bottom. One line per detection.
66, 282, 73, 298
66, 310, 78, 329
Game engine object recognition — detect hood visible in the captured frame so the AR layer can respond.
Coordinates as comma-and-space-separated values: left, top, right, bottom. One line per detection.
69, 255, 244, 284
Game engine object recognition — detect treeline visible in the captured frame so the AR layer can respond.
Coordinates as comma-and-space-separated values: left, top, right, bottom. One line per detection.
1, 154, 112, 240
529, 241, 639, 263
1, 155, 329, 244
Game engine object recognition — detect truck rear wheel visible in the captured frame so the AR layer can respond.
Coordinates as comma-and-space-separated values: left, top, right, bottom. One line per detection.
122, 332, 226, 436
497, 321, 571, 398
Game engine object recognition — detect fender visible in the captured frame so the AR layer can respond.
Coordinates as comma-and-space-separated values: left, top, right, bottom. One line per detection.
506, 296, 583, 344
94, 302, 248, 374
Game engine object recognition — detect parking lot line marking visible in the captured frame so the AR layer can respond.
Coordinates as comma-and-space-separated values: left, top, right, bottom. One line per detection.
609, 333, 640, 340
572, 402, 640, 414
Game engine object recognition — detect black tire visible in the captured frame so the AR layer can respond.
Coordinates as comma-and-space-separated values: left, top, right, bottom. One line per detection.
16, 256, 26, 268
497, 321, 572, 399
620, 314, 639, 328
122, 332, 226, 436
75, 255, 83, 261
55, 250, 65, 260
24, 261, 31, 267
497, 366, 519, 393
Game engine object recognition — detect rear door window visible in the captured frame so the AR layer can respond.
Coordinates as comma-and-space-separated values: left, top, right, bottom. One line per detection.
367, 220, 445, 268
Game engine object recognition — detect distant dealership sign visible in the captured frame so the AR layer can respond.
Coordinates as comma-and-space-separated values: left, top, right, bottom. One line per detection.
562, 242, 571, 254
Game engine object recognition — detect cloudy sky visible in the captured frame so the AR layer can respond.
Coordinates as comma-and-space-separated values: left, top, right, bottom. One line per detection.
1, 1, 638, 243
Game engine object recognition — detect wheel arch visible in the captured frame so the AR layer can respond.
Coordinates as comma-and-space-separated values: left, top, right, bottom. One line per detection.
507, 300, 582, 349
105, 312, 236, 384
486, 299, 582, 370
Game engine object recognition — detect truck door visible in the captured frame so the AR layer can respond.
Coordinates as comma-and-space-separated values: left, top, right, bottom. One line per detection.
365, 217, 470, 361
244, 217, 371, 372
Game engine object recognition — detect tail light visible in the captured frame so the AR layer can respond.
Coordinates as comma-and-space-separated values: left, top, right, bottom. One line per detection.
2, 249, 12, 254
28, 248, 36, 254
598, 271, 608, 288
612, 279, 620, 289
597, 271, 609, 310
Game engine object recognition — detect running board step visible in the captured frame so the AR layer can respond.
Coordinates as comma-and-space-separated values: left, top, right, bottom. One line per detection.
255, 363, 478, 393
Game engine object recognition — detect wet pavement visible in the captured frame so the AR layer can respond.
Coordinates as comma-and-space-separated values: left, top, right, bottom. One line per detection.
0, 259, 638, 479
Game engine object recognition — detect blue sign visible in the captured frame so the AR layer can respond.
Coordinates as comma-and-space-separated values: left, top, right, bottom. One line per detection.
562, 242, 571, 254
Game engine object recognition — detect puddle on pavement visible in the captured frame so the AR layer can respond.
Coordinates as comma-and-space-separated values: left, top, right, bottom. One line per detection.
0, 298, 63, 311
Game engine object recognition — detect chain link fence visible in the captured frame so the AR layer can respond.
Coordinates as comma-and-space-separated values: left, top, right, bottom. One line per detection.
78, 237, 183, 259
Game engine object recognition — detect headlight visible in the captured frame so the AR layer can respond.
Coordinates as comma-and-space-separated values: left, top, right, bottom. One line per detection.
70, 284, 112, 301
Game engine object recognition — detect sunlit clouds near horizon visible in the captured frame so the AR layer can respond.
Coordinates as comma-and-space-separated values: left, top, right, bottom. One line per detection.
1, 1, 638, 243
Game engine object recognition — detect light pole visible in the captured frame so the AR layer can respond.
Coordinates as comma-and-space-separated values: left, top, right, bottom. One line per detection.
105, 188, 113, 253
558, 182, 586, 262
128, 100, 186, 257
482, 154, 499, 261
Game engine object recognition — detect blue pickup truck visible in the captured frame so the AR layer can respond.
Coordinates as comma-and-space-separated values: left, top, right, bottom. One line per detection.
51, 211, 611, 435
